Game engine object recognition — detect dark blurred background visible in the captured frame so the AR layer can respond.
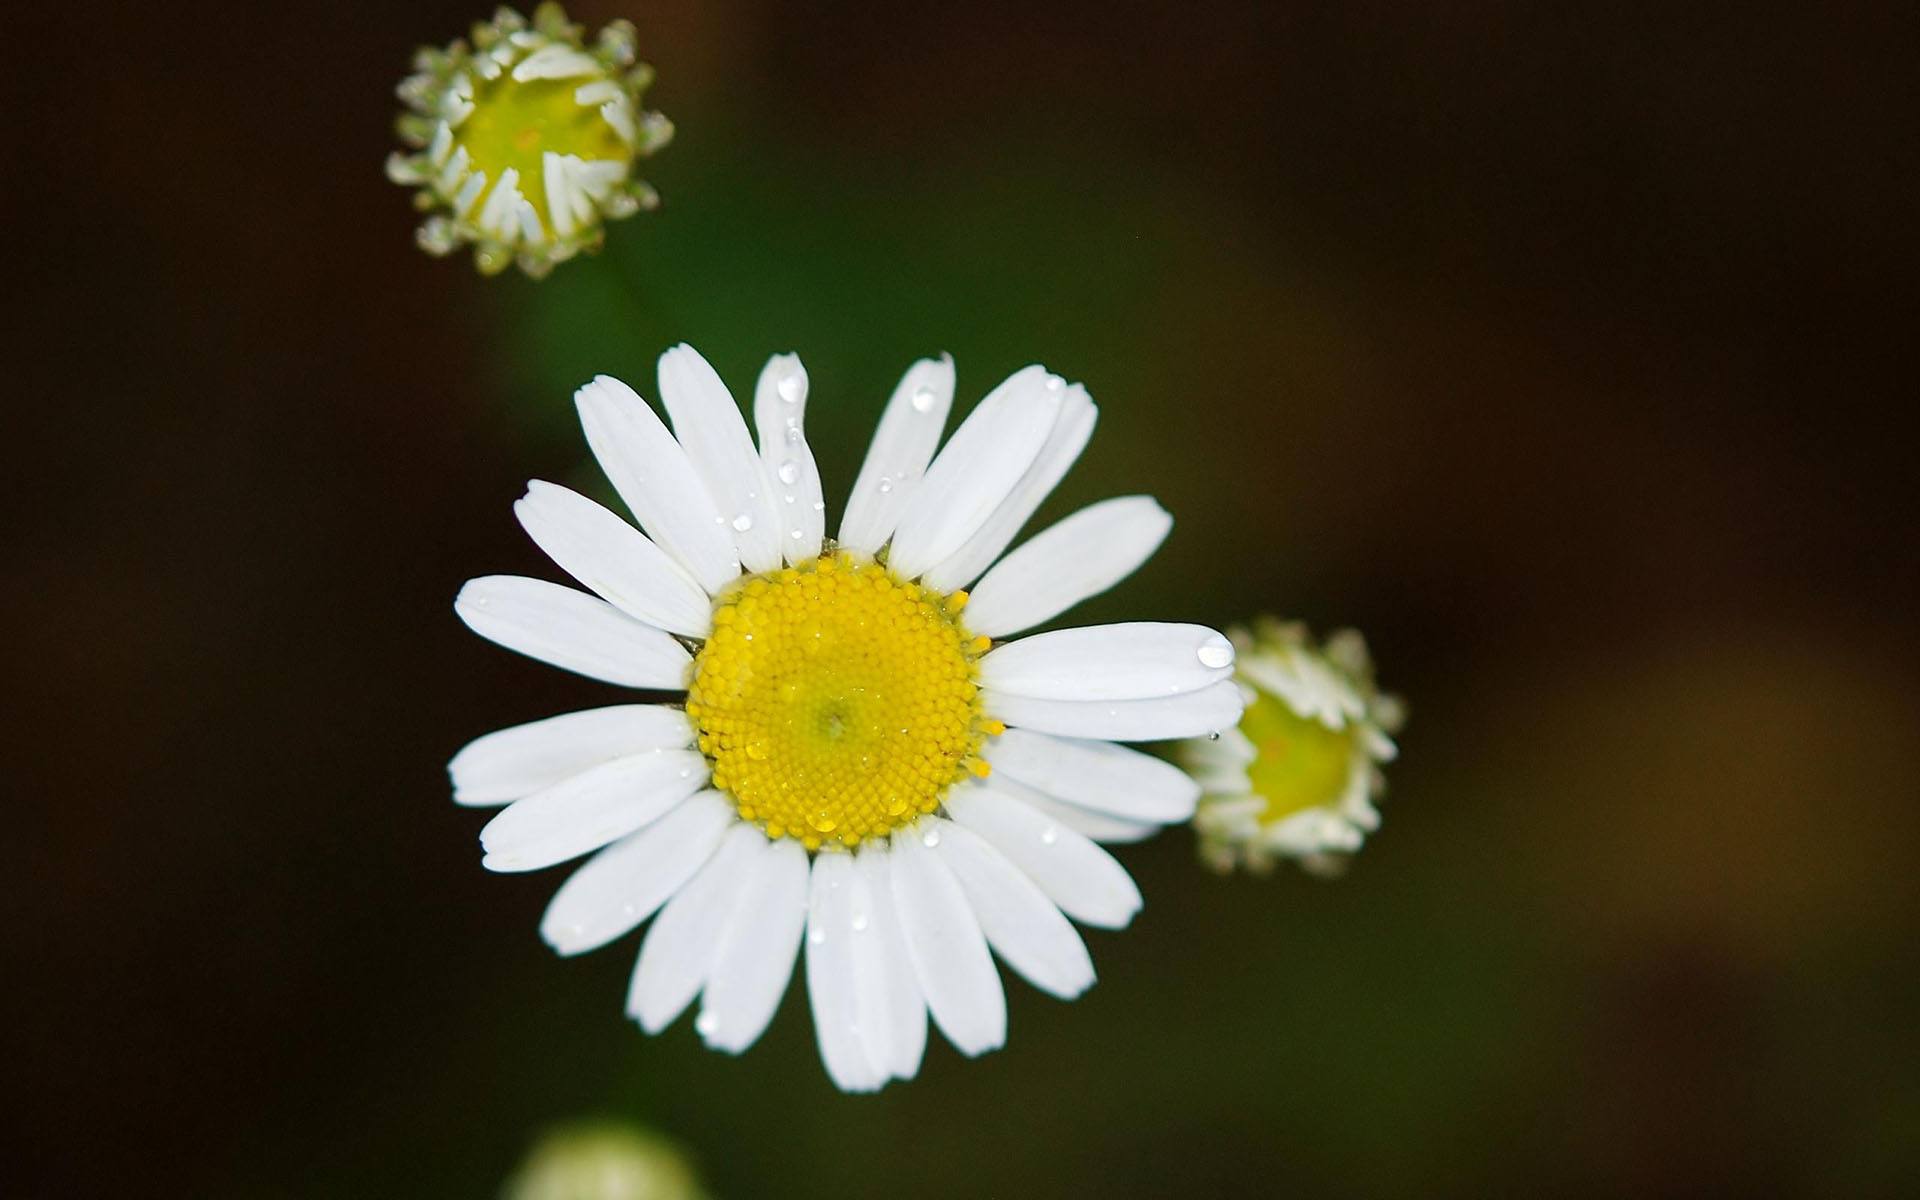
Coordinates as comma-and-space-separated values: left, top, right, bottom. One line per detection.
13, 1, 1918, 1195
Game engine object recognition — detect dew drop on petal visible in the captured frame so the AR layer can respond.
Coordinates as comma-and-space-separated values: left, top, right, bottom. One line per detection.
808, 927, 826, 945
777, 460, 800, 485
851, 913, 870, 932
921, 826, 941, 847
777, 372, 806, 403
1040, 825, 1058, 846
910, 386, 937, 413
732, 513, 754, 532
1197, 635, 1234, 669
695, 1012, 720, 1037
877, 476, 894, 494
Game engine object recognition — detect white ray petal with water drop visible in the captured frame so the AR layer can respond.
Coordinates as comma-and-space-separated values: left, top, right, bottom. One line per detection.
538, 790, 733, 954
626, 822, 767, 1033
479, 749, 708, 873
657, 345, 784, 573
984, 727, 1200, 823
965, 496, 1172, 637
888, 822, 1006, 1056
753, 354, 825, 563
514, 481, 712, 637
839, 356, 955, 556
450, 704, 694, 807
986, 679, 1245, 742
980, 622, 1235, 701
575, 375, 740, 593
923, 383, 1096, 592
943, 785, 1142, 929
1010, 787, 1161, 844
859, 842, 927, 1080
887, 366, 1061, 580
806, 852, 885, 1092
698, 837, 808, 1054
935, 821, 1095, 999
455, 576, 690, 688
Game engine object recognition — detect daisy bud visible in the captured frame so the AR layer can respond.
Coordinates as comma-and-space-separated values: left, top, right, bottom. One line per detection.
387, 3, 673, 279
1177, 617, 1405, 876
503, 1123, 707, 1200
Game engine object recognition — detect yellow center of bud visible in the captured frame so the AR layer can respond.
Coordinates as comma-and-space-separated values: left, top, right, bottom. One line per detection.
686, 554, 993, 851
457, 72, 629, 231
1241, 691, 1359, 824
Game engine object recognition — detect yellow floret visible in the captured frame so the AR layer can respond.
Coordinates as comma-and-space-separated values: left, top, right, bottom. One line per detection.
686, 553, 996, 850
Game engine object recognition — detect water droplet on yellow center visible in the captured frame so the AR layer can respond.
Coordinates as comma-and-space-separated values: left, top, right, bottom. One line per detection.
686, 553, 993, 851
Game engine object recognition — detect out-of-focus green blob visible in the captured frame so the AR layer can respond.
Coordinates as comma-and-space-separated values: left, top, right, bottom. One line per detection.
502, 1123, 708, 1200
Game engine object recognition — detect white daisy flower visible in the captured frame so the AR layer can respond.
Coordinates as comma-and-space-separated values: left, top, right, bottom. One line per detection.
1177, 618, 1405, 876
387, 3, 673, 278
452, 346, 1242, 1091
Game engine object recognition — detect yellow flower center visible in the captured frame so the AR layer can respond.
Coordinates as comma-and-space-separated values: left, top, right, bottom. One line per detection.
1242, 690, 1359, 824
686, 554, 997, 852
457, 72, 630, 231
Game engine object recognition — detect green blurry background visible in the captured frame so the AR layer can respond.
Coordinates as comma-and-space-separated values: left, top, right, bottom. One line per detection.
14, 1, 1918, 1195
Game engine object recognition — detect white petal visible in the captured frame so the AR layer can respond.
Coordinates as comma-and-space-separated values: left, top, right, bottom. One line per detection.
627, 822, 765, 1032
542, 152, 580, 238
450, 704, 694, 807
922, 384, 1096, 592
838, 355, 955, 556
574, 79, 622, 107
981, 622, 1235, 702
514, 481, 713, 638
479, 749, 708, 873
984, 727, 1199, 823
699, 837, 808, 1053
752, 354, 825, 563
806, 852, 885, 1092
656, 345, 783, 573
886, 366, 1062, 580
456, 576, 691, 689
943, 785, 1142, 929
537, 790, 734, 955
888, 822, 1006, 1056
858, 843, 927, 1080
511, 44, 599, 81
964, 496, 1172, 637
839, 848, 910, 1082
986, 678, 1245, 742
1013, 787, 1161, 844
573, 158, 625, 199
934, 822, 1094, 1000
600, 97, 637, 143
575, 376, 740, 595
477, 167, 524, 240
